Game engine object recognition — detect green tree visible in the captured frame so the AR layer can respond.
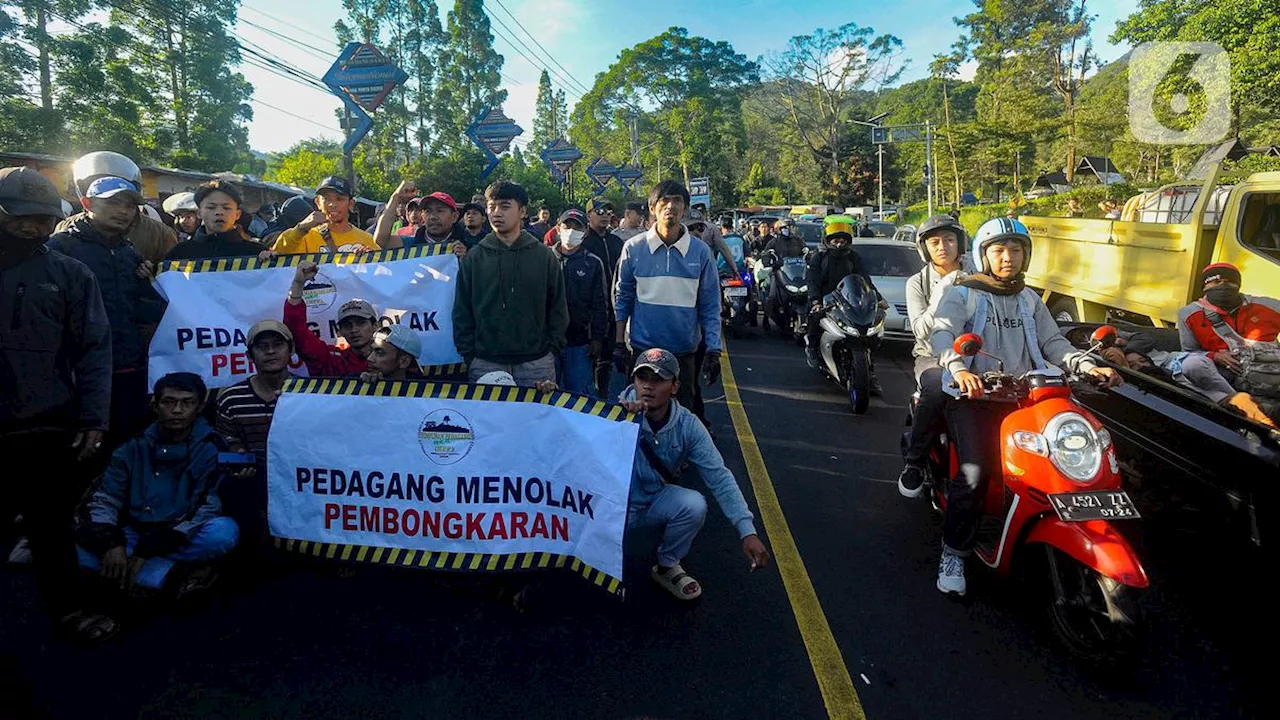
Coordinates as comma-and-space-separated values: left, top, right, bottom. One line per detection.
404, 0, 444, 154
531, 69, 559, 154
266, 139, 343, 189
435, 0, 506, 154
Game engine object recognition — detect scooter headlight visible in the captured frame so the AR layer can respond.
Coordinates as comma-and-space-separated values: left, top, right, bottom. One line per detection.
785, 284, 802, 293
1044, 412, 1102, 482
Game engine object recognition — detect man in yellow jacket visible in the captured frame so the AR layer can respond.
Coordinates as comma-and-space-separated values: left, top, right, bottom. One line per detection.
270, 176, 382, 254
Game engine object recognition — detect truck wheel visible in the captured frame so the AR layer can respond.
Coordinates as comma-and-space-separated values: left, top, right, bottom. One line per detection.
1049, 297, 1079, 323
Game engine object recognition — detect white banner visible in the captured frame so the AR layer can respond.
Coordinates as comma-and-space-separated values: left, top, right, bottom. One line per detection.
267, 379, 637, 590
147, 248, 463, 390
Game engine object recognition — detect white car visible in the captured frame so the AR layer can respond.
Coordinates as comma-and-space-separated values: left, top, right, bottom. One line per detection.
849, 239, 925, 341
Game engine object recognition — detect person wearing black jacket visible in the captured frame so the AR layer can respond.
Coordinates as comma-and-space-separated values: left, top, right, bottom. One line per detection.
806, 214, 885, 393
552, 209, 609, 396
163, 181, 266, 260
583, 197, 626, 394
48, 176, 165, 446
1, 167, 113, 640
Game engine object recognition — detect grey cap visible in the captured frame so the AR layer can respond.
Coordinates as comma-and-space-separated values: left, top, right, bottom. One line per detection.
632, 347, 680, 381
0, 167, 68, 219
337, 299, 378, 323
375, 324, 422, 360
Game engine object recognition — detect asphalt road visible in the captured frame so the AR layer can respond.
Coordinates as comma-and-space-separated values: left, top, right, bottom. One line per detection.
1, 328, 1263, 719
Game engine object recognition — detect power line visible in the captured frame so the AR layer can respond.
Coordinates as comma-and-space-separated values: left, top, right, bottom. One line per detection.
251, 97, 340, 133
238, 16, 335, 63
240, 3, 337, 47
488, 0, 593, 97
483, 10, 585, 102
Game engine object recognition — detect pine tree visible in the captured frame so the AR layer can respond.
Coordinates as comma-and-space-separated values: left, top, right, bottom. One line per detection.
531, 69, 557, 153
405, 0, 444, 154
435, 0, 506, 153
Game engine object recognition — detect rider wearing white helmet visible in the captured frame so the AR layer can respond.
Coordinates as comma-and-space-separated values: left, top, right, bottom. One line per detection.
162, 191, 199, 241
926, 216, 1122, 597
59, 151, 177, 262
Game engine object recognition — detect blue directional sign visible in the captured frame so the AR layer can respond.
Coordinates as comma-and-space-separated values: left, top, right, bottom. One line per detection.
465, 107, 524, 179
612, 163, 643, 192
341, 98, 374, 156
323, 42, 409, 114
540, 138, 583, 186
585, 157, 618, 192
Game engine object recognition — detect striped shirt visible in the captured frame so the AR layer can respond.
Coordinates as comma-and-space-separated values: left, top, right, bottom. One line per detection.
614, 227, 722, 354
216, 377, 290, 464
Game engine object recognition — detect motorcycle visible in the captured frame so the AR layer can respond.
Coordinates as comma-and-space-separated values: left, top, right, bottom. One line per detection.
719, 269, 755, 339
813, 273, 884, 414
757, 249, 811, 342
901, 326, 1149, 667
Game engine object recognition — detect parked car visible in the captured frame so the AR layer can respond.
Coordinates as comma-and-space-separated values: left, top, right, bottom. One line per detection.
865, 221, 897, 238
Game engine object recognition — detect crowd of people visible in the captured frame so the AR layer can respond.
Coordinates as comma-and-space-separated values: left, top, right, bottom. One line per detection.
0, 150, 772, 644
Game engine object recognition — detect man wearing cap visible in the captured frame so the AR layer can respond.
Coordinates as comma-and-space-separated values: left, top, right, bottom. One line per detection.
215, 320, 297, 547
272, 176, 381, 254
618, 348, 770, 600
396, 196, 423, 241
615, 201, 647, 242
283, 261, 376, 377
162, 192, 199, 242
49, 175, 165, 446
552, 208, 609, 396
360, 324, 423, 383
374, 181, 467, 258
582, 198, 626, 393
1, 166, 113, 636
459, 200, 490, 249
58, 151, 177, 263
164, 180, 267, 260
686, 208, 740, 276
1178, 263, 1280, 399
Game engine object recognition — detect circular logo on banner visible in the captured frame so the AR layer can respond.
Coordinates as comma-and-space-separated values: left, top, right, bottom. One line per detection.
302, 272, 337, 312
418, 409, 475, 465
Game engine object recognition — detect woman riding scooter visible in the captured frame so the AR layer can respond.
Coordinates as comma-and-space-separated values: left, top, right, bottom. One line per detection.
929, 217, 1123, 596
806, 214, 885, 394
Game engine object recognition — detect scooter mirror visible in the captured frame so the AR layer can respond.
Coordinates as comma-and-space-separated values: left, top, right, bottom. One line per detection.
954, 333, 983, 357
1090, 325, 1118, 349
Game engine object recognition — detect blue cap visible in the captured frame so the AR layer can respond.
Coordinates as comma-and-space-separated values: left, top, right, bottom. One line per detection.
85, 176, 143, 203
375, 324, 421, 360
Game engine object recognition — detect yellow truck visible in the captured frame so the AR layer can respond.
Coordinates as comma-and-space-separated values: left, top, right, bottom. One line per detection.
1020, 162, 1280, 326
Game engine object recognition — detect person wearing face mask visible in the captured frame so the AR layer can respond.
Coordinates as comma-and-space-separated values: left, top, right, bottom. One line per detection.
1178, 263, 1280, 401
163, 181, 266, 260
764, 217, 804, 259
552, 209, 609, 396
48, 176, 166, 447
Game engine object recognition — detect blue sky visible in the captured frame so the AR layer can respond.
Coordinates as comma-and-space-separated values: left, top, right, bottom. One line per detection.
235, 0, 1141, 154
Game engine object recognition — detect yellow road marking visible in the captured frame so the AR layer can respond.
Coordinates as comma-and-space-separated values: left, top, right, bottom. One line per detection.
720, 348, 867, 720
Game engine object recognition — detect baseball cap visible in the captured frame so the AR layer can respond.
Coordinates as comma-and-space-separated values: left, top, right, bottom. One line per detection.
588, 197, 613, 214
632, 348, 680, 381
0, 167, 68, 219
317, 175, 353, 197
85, 176, 144, 204
460, 201, 486, 215
477, 370, 517, 386
337, 299, 378, 323
247, 319, 293, 347
683, 208, 707, 226
557, 208, 587, 226
422, 191, 458, 212
374, 324, 422, 359
405, 196, 424, 209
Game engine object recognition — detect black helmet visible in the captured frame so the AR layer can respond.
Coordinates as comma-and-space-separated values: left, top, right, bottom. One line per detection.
914, 214, 969, 263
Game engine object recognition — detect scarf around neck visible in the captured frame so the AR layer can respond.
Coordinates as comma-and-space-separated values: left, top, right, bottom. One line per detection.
957, 271, 1026, 297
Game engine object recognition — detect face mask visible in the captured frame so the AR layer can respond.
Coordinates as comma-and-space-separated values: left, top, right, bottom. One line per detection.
559, 227, 585, 249
1204, 284, 1243, 311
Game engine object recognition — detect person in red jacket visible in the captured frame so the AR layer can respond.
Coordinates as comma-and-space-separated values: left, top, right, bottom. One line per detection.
282, 260, 377, 377
1177, 263, 1280, 376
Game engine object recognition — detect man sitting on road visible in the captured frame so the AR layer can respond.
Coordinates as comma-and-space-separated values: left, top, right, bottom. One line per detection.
899, 215, 975, 498
70, 373, 239, 642
929, 218, 1122, 597
359, 324, 423, 384
283, 260, 377, 377
619, 348, 770, 600
1177, 263, 1280, 404
805, 214, 885, 393
271, 176, 381, 254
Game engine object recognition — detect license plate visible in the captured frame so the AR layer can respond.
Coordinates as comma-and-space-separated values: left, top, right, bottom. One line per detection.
724, 286, 748, 297
1048, 490, 1141, 522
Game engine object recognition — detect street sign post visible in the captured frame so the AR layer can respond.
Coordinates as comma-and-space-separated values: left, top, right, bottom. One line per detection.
585, 158, 619, 192
689, 176, 710, 210
323, 42, 408, 194
541, 138, 583, 196
870, 121, 935, 216
465, 107, 524, 179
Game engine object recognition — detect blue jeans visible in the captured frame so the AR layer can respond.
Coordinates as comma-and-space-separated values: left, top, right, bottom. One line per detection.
556, 344, 597, 396
627, 485, 708, 567
76, 517, 240, 589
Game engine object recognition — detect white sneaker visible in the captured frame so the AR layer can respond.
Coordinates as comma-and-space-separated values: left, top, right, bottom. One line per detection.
937, 548, 967, 596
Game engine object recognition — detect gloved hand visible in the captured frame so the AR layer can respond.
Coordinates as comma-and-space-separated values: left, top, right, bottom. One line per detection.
612, 344, 632, 375
703, 350, 722, 385
588, 339, 603, 358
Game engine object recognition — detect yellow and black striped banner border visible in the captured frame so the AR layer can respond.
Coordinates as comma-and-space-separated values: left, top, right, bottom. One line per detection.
281, 376, 637, 423
157, 242, 453, 275
273, 537, 624, 595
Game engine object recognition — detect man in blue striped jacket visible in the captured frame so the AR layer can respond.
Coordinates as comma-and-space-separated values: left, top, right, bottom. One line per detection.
613, 180, 722, 420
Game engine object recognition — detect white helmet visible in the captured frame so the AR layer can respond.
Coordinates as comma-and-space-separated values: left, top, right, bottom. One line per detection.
476, 370, 516, 386
162, 191, 197, 214
72, 151, 141, 197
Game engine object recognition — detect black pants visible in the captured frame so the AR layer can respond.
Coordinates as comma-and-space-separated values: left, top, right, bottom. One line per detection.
692, 342, 707, 423
941, 401, 1012, 553
905, 366, 948, 465
108, 369, 152, 450
0, 430, 83, 618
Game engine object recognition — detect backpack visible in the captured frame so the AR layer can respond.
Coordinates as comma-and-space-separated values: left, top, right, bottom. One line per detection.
1198, 302, 1280, 401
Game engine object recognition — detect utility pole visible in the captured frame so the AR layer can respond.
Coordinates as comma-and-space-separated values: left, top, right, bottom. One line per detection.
629, 111, 640, 167
877, 144, 884, 217
925, 119, 934, 217
343, 105, 357, 196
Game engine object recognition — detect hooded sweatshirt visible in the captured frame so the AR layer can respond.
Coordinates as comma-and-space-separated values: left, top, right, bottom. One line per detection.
453, 231, 569, 365
905, 254, 977, 359
929, 278, 1097, 395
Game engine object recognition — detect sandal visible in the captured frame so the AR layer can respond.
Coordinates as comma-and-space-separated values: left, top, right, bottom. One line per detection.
59, 610, 119, 645
651, 563, 702, 600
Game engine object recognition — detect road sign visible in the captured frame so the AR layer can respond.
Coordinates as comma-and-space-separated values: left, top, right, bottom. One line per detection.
541, 138, 583, 186
689, 176, 711, 210
613, 163, 643, 192
872, 124, 925, 144
465, 107, 524, 179
341, 99, 374, 156
585, 158, 618, 192
323, 42, 409, 114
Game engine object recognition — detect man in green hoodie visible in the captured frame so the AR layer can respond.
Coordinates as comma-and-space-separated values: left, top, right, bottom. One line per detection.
454, 181, 569, 386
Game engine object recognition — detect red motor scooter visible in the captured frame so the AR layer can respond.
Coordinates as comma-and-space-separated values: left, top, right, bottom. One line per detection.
902, 326, 1149, 665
